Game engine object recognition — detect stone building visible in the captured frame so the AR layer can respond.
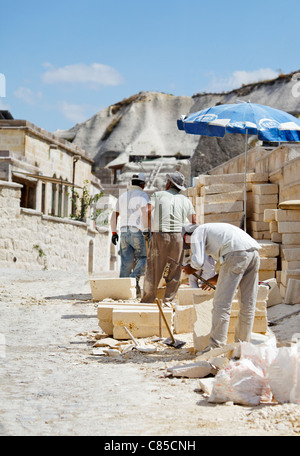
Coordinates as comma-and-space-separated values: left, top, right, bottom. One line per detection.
0, 112, 111, 273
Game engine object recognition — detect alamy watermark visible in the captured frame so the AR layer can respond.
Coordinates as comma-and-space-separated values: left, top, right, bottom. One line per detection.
0, 73, 6, 98
291, 72, 300, 98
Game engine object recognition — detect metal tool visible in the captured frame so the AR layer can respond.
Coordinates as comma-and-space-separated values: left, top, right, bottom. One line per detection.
155, 298, 186, 349
167, 256, 216, 290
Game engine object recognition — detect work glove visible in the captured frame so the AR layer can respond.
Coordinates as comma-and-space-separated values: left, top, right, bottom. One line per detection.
143, 228, 151, 242
111, 232, 119, 245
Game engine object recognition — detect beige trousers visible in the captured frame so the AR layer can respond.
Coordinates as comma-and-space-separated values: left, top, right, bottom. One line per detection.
141, 232, 183, 303
209, 249, 260, 347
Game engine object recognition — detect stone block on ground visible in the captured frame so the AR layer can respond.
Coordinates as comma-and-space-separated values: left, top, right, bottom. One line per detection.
112, 308, 173, 340
97, 302, 157, 335
284, 279, 300, 304
90, 277, 136, 301
167, 361, 217, 378
174, 305, 196, 334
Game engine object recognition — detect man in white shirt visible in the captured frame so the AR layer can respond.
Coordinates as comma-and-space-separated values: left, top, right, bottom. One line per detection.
141, 171, 196, 303
111, 173, 149, 279
182, 223, 261, 350
188, 254, 217, 289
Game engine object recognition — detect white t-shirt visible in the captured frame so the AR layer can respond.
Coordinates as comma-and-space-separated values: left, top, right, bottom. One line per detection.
190, 223, 261, 270
115, 185, 149, 231
150, 188, 195, 232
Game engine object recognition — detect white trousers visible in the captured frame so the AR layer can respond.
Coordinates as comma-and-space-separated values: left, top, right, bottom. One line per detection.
209, 249, 260, 347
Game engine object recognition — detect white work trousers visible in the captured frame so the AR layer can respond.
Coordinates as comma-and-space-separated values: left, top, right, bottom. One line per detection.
209, 249, 260, 347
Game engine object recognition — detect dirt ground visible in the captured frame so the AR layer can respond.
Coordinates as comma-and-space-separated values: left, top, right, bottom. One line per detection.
0, 267, 299, 437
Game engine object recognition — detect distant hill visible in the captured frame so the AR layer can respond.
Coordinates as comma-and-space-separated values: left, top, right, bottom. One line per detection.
55, 71, 300, 179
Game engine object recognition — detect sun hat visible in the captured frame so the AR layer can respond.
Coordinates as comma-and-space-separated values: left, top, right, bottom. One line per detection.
166, 171, 186, 191
132, 173, 146, 182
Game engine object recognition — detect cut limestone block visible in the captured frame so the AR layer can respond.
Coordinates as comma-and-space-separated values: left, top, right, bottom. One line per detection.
176, 287, 214, 306
278, 200, 300, 210
204, 200, 243, 214
174, 305, 196, 334
281, 248, 300, 261
282, 234, 300, 245
252, 231, 271, 240
193, 298, 214, 352
200, 183, 244, 195
253, 202, 277, 214
278, 221, 300, 233
204, 191, 244, 203
252, 183, 278, 195
271, 232, 282, 243
259, 257, 278, 271
204, 211, 244, 224
253, 194, 278, 205
167, 361, 217, 378
264, 278, 282, 307
227, 316, 268, 336
264, 208, 277, 222
281, 270, 300, 287
97, 303, 157, 335
90, 277, 136, 301
251, 221, 270, 232
258, 240, 280, 258
112, 308, 173, 339
259, 270, 275, 281
282, 260, 300, 270
276, 209, 300, 222
284, 279, 300, 304
197, 173, 246, 186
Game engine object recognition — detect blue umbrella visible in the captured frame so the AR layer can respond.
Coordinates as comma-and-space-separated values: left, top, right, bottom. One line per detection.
177, 101, 300, 229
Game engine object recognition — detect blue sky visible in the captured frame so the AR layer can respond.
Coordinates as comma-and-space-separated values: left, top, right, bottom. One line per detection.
1, 0, 299, 133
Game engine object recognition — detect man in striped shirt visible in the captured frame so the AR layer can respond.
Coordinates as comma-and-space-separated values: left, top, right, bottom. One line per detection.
141, 171, 196, 303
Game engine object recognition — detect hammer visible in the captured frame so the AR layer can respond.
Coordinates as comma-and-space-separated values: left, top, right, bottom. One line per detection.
165, 256, 216, 290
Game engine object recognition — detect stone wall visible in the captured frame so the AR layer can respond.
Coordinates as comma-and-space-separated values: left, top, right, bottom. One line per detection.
0, 181, 110, 273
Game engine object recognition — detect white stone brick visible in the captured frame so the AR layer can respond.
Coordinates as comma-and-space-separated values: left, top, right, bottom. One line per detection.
253, 194, 278, 205
259, 257, 278, 271
278, 221, 300, 233
281, 248, 300, 261
282, 233, 300, 245
112, 308, 173, 339
258, 240, 280, 258
284, 279, 300, 304
90, 277, 136, 301
281, 270, 300, 287
264, 208, 277, 222
204, 200, 243, 214
252, 183, 278, 195
275, 209, 300, 222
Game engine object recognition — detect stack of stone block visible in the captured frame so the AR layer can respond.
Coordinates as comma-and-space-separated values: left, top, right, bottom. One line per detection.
269, 201, 300, 303
90, 277, 173, 339
226, 285, 269, 343
190, 173, 245, 226
97, 301, 173, 339
257, 239, 280, 282
174, 284, 269, 346
249, 183, 278, 240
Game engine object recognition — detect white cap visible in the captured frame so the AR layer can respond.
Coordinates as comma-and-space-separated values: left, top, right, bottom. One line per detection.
132, 173, 146, 182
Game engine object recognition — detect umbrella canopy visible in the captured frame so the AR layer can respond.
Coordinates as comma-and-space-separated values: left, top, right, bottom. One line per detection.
177, 102, 300, 230
177, 102, 300, 142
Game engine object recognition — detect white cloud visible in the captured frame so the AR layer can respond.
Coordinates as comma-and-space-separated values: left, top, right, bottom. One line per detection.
42, 63, 123, 87
14, 87, 43, 105
207, 68, 279, 93
59, 101, 90, 124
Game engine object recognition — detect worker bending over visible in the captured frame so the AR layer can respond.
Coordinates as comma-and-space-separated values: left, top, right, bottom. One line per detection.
182, 222, 261, 351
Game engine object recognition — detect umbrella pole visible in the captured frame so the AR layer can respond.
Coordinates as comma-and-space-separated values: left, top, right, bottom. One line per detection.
244, 129, 248, 231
